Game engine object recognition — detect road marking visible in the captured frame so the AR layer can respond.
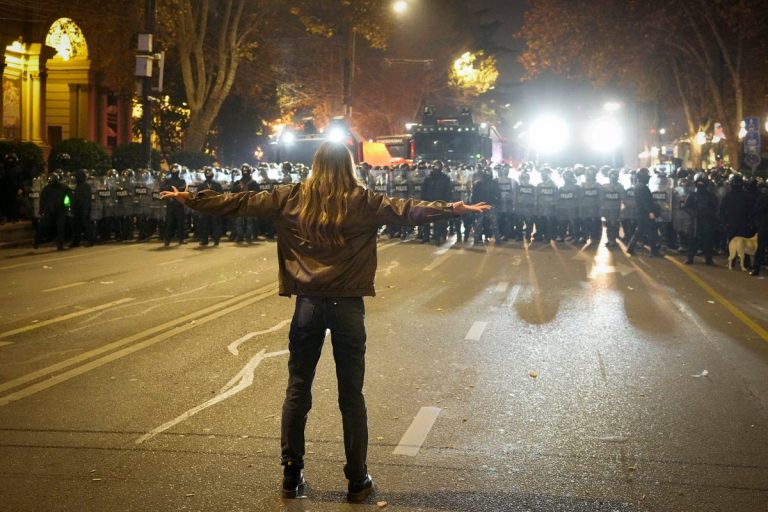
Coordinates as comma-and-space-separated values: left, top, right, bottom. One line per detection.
136, 349, 289, 444
42, 281, 86, 293
227, 319, 291, 355
0, 341, 13, 348
423, 252, 454, 272
159, 258, 186, 266
393, 406, 442, 456
0, 284, 279, 407
495, 281, 509, 293
0, 298, 135, 339
464, 321, 487, 341
0, 283, 277, 398
666, 256, 768, 343
0, 246, 124, 271
377, 260, 400, 277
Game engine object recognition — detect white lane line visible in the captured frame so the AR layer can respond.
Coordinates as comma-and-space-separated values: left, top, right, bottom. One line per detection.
464, 321, 487, 341
0, 285, 278, 407
377, 260, 400, 277
393, 406, 443, 456
228, 319, 291, 355
423, 252, 454, 272
0, 283, 277, 397
159, 258, 186, 266
0, 298, 135, 339
495, 281, 509, 293
0, 341, 13, 348
42, 281, 86, 293
136, 349, 289, 444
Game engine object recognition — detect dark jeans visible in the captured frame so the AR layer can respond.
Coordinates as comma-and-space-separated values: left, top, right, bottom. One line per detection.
164, 204, 186, 243
281, 296, 368, 481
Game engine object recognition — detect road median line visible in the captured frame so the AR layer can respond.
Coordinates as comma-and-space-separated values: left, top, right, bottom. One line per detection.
0, 298, 136, 339
0, 282, 279, 400
666, 255, 768, 343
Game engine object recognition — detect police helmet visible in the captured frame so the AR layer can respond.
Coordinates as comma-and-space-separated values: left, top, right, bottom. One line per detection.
693, 172, 708, 186
400, 163, 411, 171
281, 162, 293, 173
240, 163, 252, 173
636, 168, 651, 184
432, 160, 444, 171
563, 169, 576, 184
729, 173, 744, 188
4, 152, 18, 164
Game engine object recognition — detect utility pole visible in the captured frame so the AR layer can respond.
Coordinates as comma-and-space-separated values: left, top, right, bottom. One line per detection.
141, 0, 157, 170
342, 26, 356, 121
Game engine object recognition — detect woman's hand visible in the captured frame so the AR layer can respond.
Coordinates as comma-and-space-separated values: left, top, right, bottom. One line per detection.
159, 186, 190, 204
452, 201, 491, 215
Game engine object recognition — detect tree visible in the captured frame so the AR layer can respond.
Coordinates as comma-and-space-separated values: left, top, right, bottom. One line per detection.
158, 0, 276, 151
517, 0, 768, 166
449, 50, 499, 97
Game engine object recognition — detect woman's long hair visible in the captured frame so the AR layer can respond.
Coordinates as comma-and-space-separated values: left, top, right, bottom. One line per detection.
297, 142, 360, 247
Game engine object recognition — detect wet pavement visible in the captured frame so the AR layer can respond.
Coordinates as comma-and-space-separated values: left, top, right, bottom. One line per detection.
0, 235, 766, 511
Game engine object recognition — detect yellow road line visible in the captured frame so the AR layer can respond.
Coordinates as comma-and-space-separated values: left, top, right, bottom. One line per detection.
0, 284, 279, 407
0, 282, 278, 396
0, 298, 136, 339
423, 252, 454, 272
666, 256, 768, 343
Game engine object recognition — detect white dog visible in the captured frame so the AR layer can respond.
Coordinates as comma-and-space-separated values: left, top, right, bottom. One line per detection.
727, 233, 758, 271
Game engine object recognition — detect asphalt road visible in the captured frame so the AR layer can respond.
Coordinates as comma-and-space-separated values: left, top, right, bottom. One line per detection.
1, 235, 767, 512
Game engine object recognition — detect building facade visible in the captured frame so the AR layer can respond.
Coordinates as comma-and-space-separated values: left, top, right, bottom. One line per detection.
2, 11, 133, 155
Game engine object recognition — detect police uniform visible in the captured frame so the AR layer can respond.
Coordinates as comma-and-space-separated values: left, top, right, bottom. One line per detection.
600, 174, 624, 247
534, 175, 557, 242
513, 173, 536, 242
579, 175, 602, 244
496, 167, 515, 240
556, 174, 581, 241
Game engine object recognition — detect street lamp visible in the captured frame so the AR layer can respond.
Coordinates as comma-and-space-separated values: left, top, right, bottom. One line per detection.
393, 0, 408, 14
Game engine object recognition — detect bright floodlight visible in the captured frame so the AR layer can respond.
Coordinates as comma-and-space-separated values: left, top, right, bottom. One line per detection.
603, 101, 621, 112
327, 127, 346, 143
393, 0, 408, 14
530, 115, 569, 154
281, 131, 296, 145
586, 117, 622, 153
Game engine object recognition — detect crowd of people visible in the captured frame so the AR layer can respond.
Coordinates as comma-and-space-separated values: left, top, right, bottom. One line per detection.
7, 154, 768, 276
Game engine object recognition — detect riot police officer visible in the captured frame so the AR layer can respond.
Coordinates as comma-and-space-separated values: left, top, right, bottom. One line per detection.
390, 164, 411, 239
232, 164, 261, 243
257, 164, 276, 239
70, 169, 94, 247
600, 169, 624, 248
196, 167, 225, 246
556, 169, 580, 242
162, 163, 188, 246
621, 170, 637, 242
449, 164, 470, 241
684, 172, 719, 265
534, 167, 557, 242
34, 172, 71, 250
672, 174, 693, 252
626, 168, 662, 256
514, 170, 536, 242
720, 173, 756, 244
135, 170, 153, 241
579, 167, 602, 244
471, 167, 501, 244
421, 160, 452, 244
652, 171, 674, 249
495, 164, 515, 241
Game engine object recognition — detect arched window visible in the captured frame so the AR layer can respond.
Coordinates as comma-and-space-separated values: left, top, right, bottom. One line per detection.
45, 18, 88, 61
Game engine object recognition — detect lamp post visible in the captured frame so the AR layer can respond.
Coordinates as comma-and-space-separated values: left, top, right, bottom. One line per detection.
343, 1, 410, 121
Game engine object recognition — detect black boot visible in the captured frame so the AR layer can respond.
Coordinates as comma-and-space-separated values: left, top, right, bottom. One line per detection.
281, 462, 305, 499
347, 474, 374, 503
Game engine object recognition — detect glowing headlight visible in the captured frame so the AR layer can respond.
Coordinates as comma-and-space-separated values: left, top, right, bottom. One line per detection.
281, 131, 296, 144
327, 127, 346, 143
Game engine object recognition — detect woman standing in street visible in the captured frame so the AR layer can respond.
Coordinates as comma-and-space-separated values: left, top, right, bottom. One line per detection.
160, 142, 490, 502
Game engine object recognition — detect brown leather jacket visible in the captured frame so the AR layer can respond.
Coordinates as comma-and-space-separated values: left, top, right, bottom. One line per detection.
186, 184, 457, 297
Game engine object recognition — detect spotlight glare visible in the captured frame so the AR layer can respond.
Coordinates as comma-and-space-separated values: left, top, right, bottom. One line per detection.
586, 117, 622, 153
529, 115, 569, 154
